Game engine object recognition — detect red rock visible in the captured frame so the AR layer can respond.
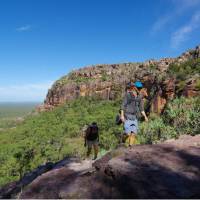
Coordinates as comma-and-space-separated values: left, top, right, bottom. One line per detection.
37, 45, 200, 113
183, 78, 200, 97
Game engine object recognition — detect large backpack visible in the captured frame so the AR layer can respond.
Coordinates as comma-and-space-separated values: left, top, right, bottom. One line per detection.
86, 124, 99, 141
124, 92, 141, 118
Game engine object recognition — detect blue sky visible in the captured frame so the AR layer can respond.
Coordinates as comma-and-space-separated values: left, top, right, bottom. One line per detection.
0, 0, 200, 102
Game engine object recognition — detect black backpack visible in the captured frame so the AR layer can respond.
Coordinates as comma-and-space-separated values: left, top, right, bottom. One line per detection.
86, 124, 99, 141
115, 114, 122, 125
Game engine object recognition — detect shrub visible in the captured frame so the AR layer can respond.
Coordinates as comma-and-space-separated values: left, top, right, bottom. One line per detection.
176, 80, 186, 94
14, 146, 35, 179
164, 97, 200, 136
195, 79, 200, 90
138, 97, 200, 144
137, 117, 176, 144
168, 58, 200, 80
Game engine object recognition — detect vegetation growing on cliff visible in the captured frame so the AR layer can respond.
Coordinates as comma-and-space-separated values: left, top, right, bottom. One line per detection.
168, 58, 200, 80
52, 75, 71, 88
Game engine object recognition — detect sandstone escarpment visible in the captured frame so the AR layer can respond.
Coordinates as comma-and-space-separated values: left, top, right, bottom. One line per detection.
38, 45, 200, 113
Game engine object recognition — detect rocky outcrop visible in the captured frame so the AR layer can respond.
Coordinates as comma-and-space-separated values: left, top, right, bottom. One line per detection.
3, 135, 199, 199
0, 162, 54, 199
183, 77, 200, 97
149, 78, 176, 113
37, 45, 200, 113
177, 45, 200, 62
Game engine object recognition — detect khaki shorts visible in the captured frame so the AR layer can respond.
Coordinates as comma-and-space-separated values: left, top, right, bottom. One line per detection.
87, 139, 99, 148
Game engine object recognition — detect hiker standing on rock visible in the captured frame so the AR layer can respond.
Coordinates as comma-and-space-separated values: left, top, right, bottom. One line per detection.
121, 81, 148, 146
84, 122, 99, 160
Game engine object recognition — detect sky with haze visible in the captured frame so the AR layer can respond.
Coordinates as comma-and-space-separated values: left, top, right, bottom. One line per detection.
0, 0, 200, 102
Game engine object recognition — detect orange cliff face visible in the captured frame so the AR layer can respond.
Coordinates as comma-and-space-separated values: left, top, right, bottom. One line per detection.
37, 45, 200, 114
183, 78, 200, 97
150, 78, 175, 114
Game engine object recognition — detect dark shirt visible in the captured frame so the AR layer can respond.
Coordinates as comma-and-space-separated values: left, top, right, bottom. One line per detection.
85, 125, 99, 141
121, 92, 144, 120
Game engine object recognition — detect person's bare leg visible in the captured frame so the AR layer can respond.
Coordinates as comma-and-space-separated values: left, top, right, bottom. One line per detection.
125, 133, 131, 147
87, 147, 92, 158
129, 133, 136, 146
93, 144, 98, 160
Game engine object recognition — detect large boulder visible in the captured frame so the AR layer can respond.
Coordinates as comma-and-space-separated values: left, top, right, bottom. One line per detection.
12, 135, 200, 199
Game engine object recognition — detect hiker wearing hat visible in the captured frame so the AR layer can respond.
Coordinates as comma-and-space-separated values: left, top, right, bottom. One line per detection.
84, 122, 99, 160
121, 81, 148, 146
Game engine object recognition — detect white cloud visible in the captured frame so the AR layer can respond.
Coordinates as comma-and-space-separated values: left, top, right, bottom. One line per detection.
0, 81, 53, 102
171, 11, 200, 48
151, 0, 200, 34
16, 25, 32, 32
173, 0, 200, 12
151, 14, 172, 33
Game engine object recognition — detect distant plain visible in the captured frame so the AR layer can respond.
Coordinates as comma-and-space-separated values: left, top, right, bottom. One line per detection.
0, 102, 40, 129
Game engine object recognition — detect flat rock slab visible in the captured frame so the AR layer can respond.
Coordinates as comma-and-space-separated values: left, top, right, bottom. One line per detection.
18, 135, 200, 198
